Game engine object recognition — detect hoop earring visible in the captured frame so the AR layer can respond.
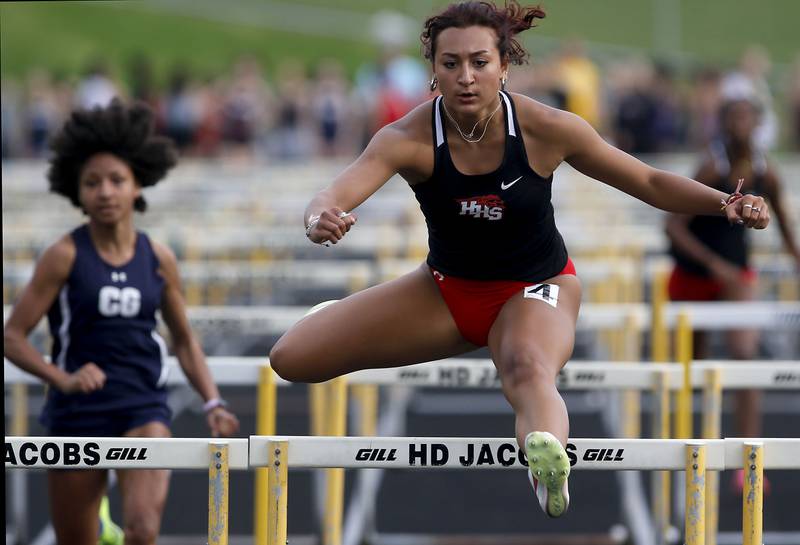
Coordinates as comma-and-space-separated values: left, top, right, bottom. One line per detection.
501, 76, 507, 91
429, 76, 438, 92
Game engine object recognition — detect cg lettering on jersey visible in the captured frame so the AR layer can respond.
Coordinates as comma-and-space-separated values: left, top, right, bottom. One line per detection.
98, 286, 142, 317
5, 442, 101, 466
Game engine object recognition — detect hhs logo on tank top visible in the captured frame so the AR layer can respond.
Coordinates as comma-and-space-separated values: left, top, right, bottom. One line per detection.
456, 194, 506, 220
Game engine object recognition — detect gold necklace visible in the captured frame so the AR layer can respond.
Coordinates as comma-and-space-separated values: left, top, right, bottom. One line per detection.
442, 95, 502, 143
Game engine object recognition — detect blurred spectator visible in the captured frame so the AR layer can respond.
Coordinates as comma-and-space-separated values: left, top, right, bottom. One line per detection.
650, 62, 687, 151
74, 59, 119, 109
222, 56, 271, 159
688, 67, 723, 148
269, 59, 312, 160
128, 53, 159, 110
612, 60, 660, 154
364, 46, 428, 135
162, 66, 198, 152
556, 40, 602, 129
2, 79, 24, 158
24, 70, 63, 157
193, 78, 226, 157
513, 59, 567, 110
311, 59, 351, 157
355, 10, 427, 141
789, 54, 800, 150
721, 45, 778, 149
610, 59, 685, 154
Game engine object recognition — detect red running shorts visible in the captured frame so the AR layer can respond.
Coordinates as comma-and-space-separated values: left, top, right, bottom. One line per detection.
430, 258, 577, 347
668, 265, 757, 301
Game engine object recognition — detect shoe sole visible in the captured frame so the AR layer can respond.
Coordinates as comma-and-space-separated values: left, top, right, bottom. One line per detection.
526, 431, 570, 517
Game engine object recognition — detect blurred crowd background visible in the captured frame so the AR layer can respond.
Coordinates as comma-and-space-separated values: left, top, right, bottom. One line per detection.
3, 0, 800, 161
4, 39, 800, 161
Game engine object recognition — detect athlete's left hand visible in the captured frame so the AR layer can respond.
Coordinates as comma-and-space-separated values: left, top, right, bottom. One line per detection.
207, 407, 240, 437
725, 195, 769, 229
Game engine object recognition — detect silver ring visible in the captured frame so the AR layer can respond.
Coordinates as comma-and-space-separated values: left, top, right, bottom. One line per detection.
338, 211, 351, 219
743, 204, 753, 209
751, 207, 761, 212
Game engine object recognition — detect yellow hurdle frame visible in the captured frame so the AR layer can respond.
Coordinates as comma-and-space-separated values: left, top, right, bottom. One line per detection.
208, 442, 230, 545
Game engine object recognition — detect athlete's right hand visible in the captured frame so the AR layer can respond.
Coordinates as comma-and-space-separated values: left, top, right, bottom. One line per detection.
307, 208, 357, 245
58, 362, 107, 394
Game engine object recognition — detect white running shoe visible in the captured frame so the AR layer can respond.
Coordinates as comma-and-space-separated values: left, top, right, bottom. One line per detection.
525, 431, 570, 517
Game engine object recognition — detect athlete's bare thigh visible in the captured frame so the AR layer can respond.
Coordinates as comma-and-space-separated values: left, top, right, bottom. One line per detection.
270, 264, 475, 382
488, 274, 582, 371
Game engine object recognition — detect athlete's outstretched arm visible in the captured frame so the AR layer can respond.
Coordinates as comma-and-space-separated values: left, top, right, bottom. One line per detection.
561, 112, 769, 229
304, 124, 419, 245
153, 241, 239, 437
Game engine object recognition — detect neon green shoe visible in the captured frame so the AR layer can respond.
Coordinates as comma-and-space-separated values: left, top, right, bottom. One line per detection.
98, 496, 124, 545
525, 431, 570, 518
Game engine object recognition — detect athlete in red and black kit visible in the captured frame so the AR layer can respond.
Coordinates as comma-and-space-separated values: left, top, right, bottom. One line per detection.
271, 2, 770, 518
666, 96, 799, 493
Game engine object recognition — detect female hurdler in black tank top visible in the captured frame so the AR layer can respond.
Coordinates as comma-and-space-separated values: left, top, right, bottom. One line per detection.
670, 139, 766, 277
412, 91, 569, 282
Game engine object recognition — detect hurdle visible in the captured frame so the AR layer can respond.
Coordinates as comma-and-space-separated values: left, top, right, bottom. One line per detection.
249, 436, 800, 545
4, 436, 249, 545
2, 357, 290, 545
6, 357, 799, 544
314, 358, 800, 545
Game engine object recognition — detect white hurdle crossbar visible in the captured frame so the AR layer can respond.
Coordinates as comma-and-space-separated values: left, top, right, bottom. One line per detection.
4, 437, 249, 545
5, 436, 799, 545
249, 436, 800, 545
5, 357, 799, 390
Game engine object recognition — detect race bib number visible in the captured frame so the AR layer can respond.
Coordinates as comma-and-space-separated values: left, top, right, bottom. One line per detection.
523, 283, 559, 308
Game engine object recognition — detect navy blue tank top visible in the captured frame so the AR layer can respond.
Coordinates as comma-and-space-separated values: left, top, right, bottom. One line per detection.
412, 91, 569, 281
671, 140, 766, 276
41, 225, 168, 424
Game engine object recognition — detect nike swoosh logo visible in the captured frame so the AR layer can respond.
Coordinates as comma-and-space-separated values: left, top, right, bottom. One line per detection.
500, 176, 523, 190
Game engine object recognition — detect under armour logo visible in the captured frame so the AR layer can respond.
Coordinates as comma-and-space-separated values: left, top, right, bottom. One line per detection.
111, 271, 127, 283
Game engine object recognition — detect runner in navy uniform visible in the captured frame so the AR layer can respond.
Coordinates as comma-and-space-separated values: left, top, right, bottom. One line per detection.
270, 1, 770, 518
4, 100, 239, 545
666, 96, 799, 494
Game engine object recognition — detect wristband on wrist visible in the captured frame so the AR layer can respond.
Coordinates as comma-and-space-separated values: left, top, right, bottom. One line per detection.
720, 178, 745, 211
305, 214, 321, 238
203, 397, 227, 413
